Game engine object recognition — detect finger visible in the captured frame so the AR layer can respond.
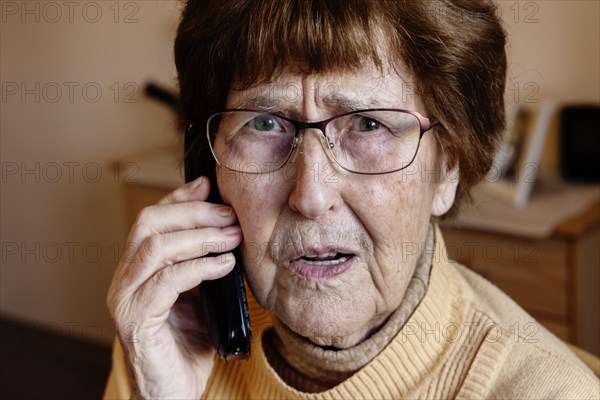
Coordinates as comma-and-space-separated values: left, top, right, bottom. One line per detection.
118, 226, 242, 291
132, 253, 237, 318
129, 201, 237, 244
157, 176, 210, 205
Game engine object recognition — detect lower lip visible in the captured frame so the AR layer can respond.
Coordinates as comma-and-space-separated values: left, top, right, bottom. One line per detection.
287, 256, 356, 280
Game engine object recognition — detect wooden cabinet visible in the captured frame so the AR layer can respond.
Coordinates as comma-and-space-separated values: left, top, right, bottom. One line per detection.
441, 201, 599, 355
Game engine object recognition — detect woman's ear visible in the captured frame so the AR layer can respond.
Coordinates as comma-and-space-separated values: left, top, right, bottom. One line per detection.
431, 159, 459, 217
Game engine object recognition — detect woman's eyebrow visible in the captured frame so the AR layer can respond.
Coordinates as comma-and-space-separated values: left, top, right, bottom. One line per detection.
321, 93, 385, 112
233, 94, 278, 110
231, 92, 387, 113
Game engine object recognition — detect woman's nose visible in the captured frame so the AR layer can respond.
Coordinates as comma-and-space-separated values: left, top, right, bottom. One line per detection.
287, 130, 342, 219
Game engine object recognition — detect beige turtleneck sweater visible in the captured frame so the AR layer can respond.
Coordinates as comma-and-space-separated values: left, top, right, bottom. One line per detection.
104, 226, 599, 399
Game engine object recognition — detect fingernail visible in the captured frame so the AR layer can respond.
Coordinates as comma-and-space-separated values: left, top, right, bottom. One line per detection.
188, 176, 205, 191
216, 206, 233, 218
222, 226, 240, 236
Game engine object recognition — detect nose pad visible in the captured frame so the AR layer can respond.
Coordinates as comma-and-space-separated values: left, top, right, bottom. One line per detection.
322, 134, 335, 151
288, 135, 303, 164
288, 129, 334, 165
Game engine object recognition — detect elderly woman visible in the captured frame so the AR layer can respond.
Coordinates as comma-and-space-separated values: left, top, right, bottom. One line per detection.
104, 0, 599, 398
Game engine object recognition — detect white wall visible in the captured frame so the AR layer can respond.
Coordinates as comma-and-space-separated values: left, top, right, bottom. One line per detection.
1, 1, 599, 346
1, 1, 182, 344
501, 0, 599, 103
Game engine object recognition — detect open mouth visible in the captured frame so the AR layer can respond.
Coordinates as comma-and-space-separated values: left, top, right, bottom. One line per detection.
297, 252, 354, 266
288, 251, 357, 279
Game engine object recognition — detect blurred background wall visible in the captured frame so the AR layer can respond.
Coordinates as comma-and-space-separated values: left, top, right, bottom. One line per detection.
1, 1, 182, 345
1, 0, 599, 347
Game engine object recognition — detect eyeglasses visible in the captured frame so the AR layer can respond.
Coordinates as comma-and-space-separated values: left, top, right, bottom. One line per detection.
205, 108, 436, 175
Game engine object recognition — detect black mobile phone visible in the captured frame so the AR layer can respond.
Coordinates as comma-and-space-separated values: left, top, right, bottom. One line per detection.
184, 127, 252, 361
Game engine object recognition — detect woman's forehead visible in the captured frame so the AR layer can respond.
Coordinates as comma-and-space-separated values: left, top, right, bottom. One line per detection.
226, 65, 417, 113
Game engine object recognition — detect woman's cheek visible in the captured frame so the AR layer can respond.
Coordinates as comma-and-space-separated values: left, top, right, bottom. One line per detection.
234, 184, 286, 305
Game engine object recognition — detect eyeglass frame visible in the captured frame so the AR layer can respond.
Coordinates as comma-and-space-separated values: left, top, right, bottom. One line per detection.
201, 108, 438, 176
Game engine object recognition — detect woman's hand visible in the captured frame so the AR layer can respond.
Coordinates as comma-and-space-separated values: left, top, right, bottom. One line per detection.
107, 176, 241, 399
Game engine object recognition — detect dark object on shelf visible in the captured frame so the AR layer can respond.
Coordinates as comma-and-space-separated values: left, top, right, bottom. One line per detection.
560, 105, 600, 182
144, 82, 181, 115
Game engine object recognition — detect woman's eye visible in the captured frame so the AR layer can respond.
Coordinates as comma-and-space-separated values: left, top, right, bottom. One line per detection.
248, 115, 280, 131
354, 117, 382, 132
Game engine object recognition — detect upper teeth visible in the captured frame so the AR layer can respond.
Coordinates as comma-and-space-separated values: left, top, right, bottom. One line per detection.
303, 252, 337, 259
300, 252, 349, 266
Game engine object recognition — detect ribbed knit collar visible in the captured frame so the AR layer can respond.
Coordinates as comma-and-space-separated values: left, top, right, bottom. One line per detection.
262, 224, 435, 392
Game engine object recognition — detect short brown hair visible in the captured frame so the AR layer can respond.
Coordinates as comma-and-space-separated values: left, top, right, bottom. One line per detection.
175, 0, 507, 214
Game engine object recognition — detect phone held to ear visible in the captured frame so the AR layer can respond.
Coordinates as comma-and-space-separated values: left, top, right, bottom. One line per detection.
184, 130, 252, 361
198, 245, 252, 361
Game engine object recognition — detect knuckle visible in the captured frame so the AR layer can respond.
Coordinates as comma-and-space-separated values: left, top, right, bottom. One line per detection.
152, 267, 175, 290
128, 209, 154, 241
134, 206, 154, 226
141, 235, 162, 261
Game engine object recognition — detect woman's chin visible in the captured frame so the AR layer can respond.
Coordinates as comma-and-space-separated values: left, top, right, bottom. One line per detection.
266, 288, 381, 349
306, 332, 367, 349
279, 315, 372, 349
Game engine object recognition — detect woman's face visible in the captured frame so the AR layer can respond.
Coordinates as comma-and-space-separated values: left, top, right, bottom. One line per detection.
217, 64, 458, 348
